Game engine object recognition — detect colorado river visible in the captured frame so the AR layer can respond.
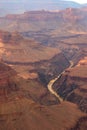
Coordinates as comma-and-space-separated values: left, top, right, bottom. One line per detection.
47, 61, 73, 103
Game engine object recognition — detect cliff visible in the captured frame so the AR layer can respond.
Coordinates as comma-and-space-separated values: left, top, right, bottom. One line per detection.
36, 53, 70, 84
0, 8, 87, 33
53, 63, 87, 113
0, 62, 19, 102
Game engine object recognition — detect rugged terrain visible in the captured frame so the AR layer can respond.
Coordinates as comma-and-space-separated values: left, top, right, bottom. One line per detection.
0, 30, 70, 84
53, 58, 87, 130
0, 6, 87, 130
0, 62, 86, 130
53, 61, 87, 112
0, 7, 87, 33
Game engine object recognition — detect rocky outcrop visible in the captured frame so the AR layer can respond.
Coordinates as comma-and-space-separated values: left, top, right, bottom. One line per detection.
53, 65, 87, 113
4, 8, 87, 22
0, 10, 61, 33
0, 8, 87, 33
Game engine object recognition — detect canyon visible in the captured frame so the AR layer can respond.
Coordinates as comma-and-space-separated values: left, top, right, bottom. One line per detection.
0, 6, 87, 130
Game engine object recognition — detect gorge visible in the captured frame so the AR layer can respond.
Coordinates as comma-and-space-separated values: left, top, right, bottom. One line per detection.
0, 6, 87, 130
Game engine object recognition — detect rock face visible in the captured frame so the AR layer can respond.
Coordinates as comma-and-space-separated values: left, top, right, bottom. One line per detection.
4, 8, 87, 22
36, 53, 70, 85
53, 63, 87, 113
0, 62, 18, 101
0, 8, 87, 33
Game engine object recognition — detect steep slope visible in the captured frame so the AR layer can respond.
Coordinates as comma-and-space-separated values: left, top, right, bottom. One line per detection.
0, 62, 17, 101
53, 58, 87, 113
0, 61, 60, 105
35, 53, 70, 84
0, 61, 85, 130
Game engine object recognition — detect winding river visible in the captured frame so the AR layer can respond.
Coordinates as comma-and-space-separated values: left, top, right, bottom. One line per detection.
47, 61, 73, 103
